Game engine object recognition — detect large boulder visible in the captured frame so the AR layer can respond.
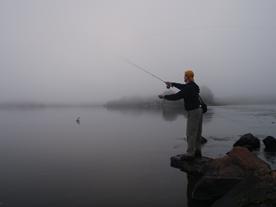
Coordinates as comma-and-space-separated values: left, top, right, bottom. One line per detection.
171, 147, 272, 202
212, 175, 276, 207
233, 133, 260, 151
204, 147, 271, 177
271, 170, 276, 179
192, 176, 243, 200
195, 147, 271, 200
171, 147, 271, 177
263, 136, 276, 152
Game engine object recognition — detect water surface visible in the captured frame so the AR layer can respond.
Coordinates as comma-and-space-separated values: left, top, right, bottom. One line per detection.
0, 105, 275, 207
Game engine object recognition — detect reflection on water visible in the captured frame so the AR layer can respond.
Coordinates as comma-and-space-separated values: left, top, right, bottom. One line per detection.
106, 105, 214, 123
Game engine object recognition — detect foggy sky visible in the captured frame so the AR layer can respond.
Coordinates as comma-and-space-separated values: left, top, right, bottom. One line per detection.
0, 0, 275, 103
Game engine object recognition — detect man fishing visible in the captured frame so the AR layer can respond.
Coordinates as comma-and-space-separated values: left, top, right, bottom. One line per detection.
124, 59, 204, 159
158, 70, 203, 159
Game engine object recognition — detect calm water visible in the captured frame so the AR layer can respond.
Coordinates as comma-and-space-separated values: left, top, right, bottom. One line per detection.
0, 105, 275, 207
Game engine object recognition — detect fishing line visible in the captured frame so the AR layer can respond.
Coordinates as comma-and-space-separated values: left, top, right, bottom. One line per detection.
123, 58, 166, 84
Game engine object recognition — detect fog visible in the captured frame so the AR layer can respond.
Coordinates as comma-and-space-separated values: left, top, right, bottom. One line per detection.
0, 0, 276, 103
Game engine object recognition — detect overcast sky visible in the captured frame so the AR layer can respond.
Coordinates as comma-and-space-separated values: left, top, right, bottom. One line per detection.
0, 0, 275, 103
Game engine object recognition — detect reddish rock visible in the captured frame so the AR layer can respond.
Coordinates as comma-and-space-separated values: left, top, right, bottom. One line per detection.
212, 176, 276, 207
226, 147, 271, 176
192, 176, 243, 200
271, 171, 276, 180
203, 147, 271, 178
171, 146, 275, 203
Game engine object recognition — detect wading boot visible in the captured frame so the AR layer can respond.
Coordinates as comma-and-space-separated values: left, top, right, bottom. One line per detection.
195, 150, 202, 158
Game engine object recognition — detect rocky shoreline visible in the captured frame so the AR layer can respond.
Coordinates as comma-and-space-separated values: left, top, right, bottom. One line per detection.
171, 134, 276, 207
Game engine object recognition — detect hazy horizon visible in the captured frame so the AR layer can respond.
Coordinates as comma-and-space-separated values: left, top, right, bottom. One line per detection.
1, 0, 276, 103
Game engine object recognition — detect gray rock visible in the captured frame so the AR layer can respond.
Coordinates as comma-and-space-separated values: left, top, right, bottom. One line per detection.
233, 133, 260, 151
263, 136, 276, 152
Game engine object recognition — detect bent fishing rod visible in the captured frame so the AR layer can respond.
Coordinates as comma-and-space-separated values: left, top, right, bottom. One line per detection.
123, 58, 170, 88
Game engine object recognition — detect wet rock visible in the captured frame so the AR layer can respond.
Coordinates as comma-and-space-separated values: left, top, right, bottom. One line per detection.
227, 147, 270, 176
195, 147, 271, 200
271, 170, 276, 180
212, 176, 276, 207
171, 147, 271, 177
233, 133, 260, 151
170, 155, 212, 175
201, 136, 208, 144
263, 136, 276, 152
171, 147, 272, 202
203, 147, 271, 178
187, 175, 214, 207
192, 176, 243, 200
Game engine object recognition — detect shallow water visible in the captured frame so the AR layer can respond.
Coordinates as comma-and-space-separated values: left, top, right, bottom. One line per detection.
0, 105, 275, 207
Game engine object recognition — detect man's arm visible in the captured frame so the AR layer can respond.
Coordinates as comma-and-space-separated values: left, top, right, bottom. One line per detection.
171, 82, 186, 90
163, 90, 185, 101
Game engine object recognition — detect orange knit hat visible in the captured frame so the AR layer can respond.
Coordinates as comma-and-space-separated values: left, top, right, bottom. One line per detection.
185, 70, 194, 80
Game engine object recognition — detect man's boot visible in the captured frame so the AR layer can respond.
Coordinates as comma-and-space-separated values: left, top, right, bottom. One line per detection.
195, 150, 202, 158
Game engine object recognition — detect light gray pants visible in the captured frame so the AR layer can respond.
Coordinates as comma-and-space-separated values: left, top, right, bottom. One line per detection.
186, 108, 203, 156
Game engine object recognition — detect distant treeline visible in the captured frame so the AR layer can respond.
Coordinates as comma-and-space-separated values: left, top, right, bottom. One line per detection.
105, 85, 216, 110
105, 86, 276, 110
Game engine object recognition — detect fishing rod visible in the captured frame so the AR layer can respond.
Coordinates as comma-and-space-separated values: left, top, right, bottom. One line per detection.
124, 58, 170, 88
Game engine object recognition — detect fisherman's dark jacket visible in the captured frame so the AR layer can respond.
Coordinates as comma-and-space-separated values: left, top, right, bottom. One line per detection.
164, 81, 200, 111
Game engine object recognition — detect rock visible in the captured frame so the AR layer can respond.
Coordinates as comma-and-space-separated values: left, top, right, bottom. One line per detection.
226, 147, 271, 176
171, 147, 272, 202
187, 175, 214, 207
271, 170, 276, 180
203, 147, 271, 178
192, 176, 243, 200
170, 155, 212, 175
263, 136, 276, 152
233, 133, 260, 151
203, 154, 246, 178
171, 147, 271, 177
193, 147, 271, 200
212, 176, 276, 207
201, 136, 208, 144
